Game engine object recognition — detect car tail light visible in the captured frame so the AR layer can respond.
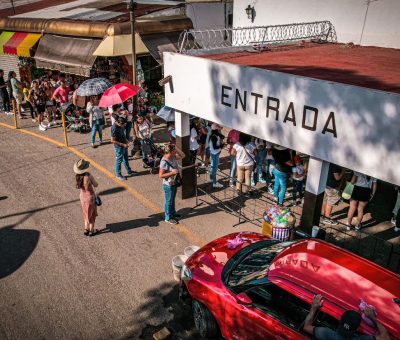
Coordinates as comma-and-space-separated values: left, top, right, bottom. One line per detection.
181, 264, 192, 281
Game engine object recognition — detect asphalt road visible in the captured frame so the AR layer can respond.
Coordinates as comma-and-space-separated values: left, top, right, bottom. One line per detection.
0, 126, 197, 339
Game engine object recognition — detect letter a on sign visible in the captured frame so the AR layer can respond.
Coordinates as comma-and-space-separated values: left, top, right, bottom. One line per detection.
283, 102, 296, 126
322, 112, 337, 138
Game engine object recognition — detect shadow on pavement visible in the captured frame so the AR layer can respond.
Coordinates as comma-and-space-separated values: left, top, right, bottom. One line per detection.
101, 212, 165, 233
0, 199, 79, 220
97, 186, 126, 196
0, 225, 40, 279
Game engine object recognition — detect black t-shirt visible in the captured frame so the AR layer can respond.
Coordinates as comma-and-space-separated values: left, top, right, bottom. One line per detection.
272, 148, 292, 173
111, 123, 127, 144
326, 164, 343, 188
0, 76, 7, 94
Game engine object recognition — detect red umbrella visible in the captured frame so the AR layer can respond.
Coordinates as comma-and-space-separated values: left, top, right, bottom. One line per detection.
98, 83, 141, 107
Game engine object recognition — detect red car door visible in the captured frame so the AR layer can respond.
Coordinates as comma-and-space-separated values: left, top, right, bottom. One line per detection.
223, 292, 307, 340
223, 292, 276, 339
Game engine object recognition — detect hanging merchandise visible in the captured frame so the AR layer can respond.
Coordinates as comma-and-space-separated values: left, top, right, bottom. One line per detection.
136, 59, 144, 83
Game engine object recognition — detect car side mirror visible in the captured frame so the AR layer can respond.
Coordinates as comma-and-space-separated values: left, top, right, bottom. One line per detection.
235, 292, 252, 306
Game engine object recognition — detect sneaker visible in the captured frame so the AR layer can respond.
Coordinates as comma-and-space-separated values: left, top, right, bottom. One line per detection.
6, 111, 13, 116
391, 217, 397, 225
229, 181, 235, 189
165, 218, 178, 225
213, 182, 223, 188
355, 224, 361, 231
116, 176, 127, 181
40, 123, 47, 128
39, 125, 46, 131
322, 218, 338, 226
346, 223, 352, 231
273, 196, 278, 203
268, 187, 274, 194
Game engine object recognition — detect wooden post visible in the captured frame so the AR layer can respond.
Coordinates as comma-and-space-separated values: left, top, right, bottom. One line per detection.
12, 98, 18, 129
61, 111, 69, 147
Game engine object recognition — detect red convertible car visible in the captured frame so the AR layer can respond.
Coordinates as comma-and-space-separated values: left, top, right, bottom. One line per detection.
180, 232, 400, 339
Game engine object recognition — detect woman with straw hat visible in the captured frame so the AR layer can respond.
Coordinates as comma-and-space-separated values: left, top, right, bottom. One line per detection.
74, 159, 99, 236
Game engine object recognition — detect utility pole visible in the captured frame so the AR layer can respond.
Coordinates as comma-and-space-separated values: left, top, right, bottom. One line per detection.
128, 0, 137, 86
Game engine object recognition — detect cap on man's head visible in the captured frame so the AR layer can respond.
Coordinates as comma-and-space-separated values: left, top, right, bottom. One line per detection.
338, 310, 362, 337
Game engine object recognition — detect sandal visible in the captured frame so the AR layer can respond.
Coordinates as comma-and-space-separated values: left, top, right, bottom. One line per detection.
89, 229, 99, 237
84, 229, 89, 236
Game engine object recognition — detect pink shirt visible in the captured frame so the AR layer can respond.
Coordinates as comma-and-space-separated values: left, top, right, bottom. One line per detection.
52, 86, 70, 104
228, 129, 240, 153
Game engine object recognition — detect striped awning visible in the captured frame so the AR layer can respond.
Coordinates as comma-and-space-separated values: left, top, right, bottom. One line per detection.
0, 31, 41, 57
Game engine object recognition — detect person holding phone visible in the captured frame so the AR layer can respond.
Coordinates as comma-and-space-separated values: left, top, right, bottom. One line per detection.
159, 144, 185, 225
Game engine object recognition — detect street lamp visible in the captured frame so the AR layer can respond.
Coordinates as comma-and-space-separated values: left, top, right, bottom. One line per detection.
245, 5, 255, 23
128, 0, 137, 85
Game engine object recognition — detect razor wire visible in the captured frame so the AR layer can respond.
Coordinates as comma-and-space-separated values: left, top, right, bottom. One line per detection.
178, 21, 337, 53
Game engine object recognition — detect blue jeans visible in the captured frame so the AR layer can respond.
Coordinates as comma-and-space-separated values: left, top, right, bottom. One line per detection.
91, 122, 103, 144
163, 184, 177, 221
230, 155, 237, 183
255, 150, 266, 183
114, 145, 132, 177
273, 168, 289, 205
292, 179, 304, 201
210, 152, 220, 184
125, 121, 133, 141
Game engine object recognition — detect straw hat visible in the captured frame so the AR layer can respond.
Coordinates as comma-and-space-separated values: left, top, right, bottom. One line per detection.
73, 159, 90, 174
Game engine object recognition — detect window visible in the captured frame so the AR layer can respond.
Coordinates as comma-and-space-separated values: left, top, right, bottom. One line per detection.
227, 241, 294, 288
246, 283, 311, 331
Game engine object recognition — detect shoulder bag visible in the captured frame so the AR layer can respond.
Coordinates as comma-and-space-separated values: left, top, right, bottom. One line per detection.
243, 144, 258, 184
163, 159, 182, 187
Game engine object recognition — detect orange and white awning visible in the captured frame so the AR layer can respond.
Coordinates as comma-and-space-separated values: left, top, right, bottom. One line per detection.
0, 31, 41, 57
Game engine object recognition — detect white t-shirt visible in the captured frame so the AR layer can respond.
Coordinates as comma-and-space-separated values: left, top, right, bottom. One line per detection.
233, 142, 256, 166
292, 164, 305, 181
354, 171, 377, 188
190, 127, 199, 151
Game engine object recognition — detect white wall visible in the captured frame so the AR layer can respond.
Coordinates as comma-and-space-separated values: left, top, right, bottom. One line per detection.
186, 2, 228, 30
233, 0, 400, 48
164, 52, 400, 186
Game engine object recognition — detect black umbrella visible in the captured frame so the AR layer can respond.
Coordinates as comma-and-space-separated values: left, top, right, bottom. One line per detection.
76, 77, 113, 97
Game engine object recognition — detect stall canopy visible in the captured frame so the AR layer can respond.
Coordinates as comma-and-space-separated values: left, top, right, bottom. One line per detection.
35, 34, 101, 77
93, 34, 149, 57
140, 32, 181, 63
0, 31, 41, 57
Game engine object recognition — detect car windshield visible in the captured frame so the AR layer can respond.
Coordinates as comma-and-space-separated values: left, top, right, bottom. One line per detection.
228, 241, 295, 288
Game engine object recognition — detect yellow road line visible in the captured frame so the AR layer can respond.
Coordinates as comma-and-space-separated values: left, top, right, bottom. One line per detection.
0, 122, 205, 246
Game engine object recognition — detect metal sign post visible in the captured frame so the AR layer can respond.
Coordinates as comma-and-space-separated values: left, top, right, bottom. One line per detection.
61, 111, 69, 147
12, 99, 18, 129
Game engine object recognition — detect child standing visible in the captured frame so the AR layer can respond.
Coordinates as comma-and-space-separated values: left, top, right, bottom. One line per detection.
292, 155, 305, 206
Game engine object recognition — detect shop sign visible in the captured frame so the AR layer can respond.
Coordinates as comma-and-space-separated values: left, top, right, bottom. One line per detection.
221, 85, 337, 138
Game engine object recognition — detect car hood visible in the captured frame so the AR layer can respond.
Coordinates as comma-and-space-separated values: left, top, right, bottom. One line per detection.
186, 232, 270, 282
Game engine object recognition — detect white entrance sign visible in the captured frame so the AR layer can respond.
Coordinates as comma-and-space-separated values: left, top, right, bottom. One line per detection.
164, 52, 400, 185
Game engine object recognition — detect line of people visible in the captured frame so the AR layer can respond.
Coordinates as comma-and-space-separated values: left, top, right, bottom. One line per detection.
0, 69, 71, 131
188, 118, 306, 205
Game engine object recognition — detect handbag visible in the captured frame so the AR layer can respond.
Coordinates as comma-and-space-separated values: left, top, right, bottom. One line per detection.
95, 195, 102, 206
164, 159, 182, 187
341, 182, 354, 200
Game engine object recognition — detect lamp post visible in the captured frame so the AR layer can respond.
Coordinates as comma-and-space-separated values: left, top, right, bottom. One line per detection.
128, 0, 137, 86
